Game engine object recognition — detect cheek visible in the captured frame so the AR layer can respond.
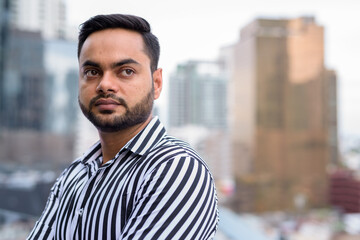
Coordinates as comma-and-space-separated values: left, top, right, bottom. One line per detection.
133, 84, 151, 97
124, 80, 150, 97
78, 84, 94, 104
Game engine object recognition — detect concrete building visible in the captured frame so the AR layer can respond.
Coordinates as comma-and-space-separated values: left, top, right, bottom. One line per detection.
221, 16, 338, 212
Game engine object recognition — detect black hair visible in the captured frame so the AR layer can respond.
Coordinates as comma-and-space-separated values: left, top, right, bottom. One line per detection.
78, 14, 160, 72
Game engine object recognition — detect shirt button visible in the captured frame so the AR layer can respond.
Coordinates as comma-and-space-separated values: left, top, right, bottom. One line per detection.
77, 208, 84, 216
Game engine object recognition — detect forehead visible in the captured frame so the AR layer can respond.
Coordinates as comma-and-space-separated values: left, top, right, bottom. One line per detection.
79, 28, 149, 64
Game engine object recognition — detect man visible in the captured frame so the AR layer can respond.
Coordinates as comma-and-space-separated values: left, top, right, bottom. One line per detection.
28, 14, 218, 239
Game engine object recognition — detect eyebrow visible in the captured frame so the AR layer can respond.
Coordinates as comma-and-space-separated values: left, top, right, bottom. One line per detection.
81, 59, 140, 69
111, 59, 140, 68
81, 60, 100, 68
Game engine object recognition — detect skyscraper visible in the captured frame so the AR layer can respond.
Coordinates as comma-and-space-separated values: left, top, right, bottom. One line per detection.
0, 0, 78, 132
43, 39, 78, 134
168, 60, 227, 129
7, 0, 67, 39
0, 0, 78, 166
1, 28, 46, 130
221, 16, 338, 212
0, 0, 11, 128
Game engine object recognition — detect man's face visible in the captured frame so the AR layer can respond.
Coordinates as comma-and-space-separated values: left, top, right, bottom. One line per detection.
78, 28, 162, 132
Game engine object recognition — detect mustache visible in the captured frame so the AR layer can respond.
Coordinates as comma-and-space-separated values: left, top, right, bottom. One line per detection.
89, 94, 128, 109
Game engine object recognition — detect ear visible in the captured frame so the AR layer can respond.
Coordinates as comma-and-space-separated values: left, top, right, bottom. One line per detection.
152, 68, 163, 100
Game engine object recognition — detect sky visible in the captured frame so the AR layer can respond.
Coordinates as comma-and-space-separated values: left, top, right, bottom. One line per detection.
66, 0, 360, 139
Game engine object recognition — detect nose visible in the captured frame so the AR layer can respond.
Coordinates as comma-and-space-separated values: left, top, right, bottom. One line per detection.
96, 72, 119, 94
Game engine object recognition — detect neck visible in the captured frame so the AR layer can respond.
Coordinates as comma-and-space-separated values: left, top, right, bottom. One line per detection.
98, 116, 152, 164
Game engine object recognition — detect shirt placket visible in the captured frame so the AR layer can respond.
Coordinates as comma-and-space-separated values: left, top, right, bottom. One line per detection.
69, 161, 103, 239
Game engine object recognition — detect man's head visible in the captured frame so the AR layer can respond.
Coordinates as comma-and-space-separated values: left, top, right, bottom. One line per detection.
78, 14, 160, 73
77, 14, 162, 133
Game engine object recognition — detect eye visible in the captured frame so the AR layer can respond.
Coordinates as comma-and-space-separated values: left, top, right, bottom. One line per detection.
121, 69, 135, 77
85, 69, 99, 77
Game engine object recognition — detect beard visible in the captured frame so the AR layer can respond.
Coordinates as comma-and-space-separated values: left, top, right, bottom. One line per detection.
79, 89, 154, 132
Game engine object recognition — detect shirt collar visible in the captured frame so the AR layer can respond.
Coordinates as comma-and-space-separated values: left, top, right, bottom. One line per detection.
80, 116, 166, 165
123, 116, 166, 156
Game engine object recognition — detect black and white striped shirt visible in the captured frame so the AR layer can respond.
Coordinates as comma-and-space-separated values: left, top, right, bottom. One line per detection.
27, 117, 218, 239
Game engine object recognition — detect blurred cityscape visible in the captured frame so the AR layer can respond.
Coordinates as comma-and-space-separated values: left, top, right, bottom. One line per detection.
1, 0, 360, 239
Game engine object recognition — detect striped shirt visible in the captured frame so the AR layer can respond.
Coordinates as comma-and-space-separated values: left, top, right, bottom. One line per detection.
27, 117, 219, 239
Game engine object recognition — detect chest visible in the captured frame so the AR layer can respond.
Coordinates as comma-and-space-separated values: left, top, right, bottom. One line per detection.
55, 157, 145, 239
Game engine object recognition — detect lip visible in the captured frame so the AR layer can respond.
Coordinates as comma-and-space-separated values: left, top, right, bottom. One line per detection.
94, 98, 121, 111
95, 98, 120, 106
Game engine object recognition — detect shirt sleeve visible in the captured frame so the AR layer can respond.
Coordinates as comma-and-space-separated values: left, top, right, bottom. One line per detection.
120, 155, 219, 240
27, 169, 67, 240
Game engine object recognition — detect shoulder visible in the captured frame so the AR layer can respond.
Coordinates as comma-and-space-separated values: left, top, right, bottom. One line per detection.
155, 134, 201, 158
144, 134, 212, 177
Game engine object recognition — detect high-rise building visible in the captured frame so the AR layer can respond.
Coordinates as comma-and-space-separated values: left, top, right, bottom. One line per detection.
43, 39, 78, 134
0, 0, 11, 127
0, 0, 78, 167
7, 0, 66, 39
221, 16, 338, 212
1, 28, 46, 130
0, 0, 79, 132
0, 0, 71, 131
168, 60, 227, 129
